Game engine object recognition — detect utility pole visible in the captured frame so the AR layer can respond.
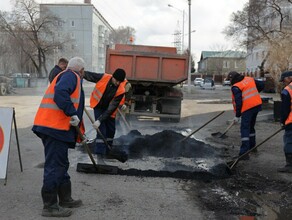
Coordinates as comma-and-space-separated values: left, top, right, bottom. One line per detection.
168, 4, 185, 53
187, 0, 192, 94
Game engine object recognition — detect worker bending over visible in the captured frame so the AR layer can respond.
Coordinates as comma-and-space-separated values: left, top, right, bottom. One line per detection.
83, 69, 126, 163
32, 57, 85, 217
227, 71, 264, 159
278, 71, 292, 173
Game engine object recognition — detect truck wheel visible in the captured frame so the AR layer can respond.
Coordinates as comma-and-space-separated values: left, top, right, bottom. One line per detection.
0, 84, 7, 96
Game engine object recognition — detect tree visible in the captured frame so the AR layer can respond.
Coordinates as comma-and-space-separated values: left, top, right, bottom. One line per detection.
0, 0, 67, 77
224, 0, 292, 83
109, 26, 136, 45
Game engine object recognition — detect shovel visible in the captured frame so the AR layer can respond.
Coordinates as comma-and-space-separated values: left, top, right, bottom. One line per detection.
117, 108, 131, 131
211, 120, 236, 139
227, 127, 283, 170
84, 108, 128, 163
181, 111, 225, 142
74, 125, 118, 174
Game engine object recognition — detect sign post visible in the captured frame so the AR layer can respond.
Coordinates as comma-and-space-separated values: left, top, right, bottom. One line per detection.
0, 107, 23, 185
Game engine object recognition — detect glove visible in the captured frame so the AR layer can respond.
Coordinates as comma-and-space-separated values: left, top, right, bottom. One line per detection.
281, 123, 286, 129
233, 117, 241, 124
70, 115, 80, 126
81, 134, 89, 144
121, 104, 127, 111
93, 120, 101, 129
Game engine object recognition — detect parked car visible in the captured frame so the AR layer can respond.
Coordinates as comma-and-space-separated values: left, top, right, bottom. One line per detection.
194, 78, 204, 86
10, 73, 31, 78
223, 78, 231, 86
10, 73, 23, 78
201, 78, 215, 90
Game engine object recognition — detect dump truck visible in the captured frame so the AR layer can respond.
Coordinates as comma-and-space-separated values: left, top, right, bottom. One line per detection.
105, 44, 189, 122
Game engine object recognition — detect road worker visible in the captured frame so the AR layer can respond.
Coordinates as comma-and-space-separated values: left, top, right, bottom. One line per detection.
83, 69, 126, 163
32, 57, 85, 217
227, 71, 264, 159
278, 70, 292, 173
48, 58, 68, 83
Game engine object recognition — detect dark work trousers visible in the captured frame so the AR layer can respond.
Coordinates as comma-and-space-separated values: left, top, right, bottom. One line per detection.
41, 135, 71, 193
93, 107, 116, 155
239, 107, 260, 155
284, 129, 292, 154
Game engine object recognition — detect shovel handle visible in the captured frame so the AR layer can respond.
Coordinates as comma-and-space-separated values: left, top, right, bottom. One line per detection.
84, 107, 112, 151
228, 127, 284, 170
74, 125, 98, 169
84, 108, 95, 124
117, 108, 131, 131
181, 110, 225, 142
219, 120, 235, 138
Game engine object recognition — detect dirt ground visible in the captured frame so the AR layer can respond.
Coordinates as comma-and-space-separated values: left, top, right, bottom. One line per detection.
1, 81, 292, 219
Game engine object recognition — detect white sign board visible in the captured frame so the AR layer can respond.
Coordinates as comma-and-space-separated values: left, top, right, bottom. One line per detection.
0, 107, 13, 179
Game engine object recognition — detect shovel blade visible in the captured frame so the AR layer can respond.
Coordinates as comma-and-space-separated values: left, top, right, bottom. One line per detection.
76, 163, 118, 174
211, 132, 228, 139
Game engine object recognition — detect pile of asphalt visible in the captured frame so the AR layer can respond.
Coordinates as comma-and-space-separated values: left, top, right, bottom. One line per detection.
77, 130, 231, 179
114, 130, 217, 158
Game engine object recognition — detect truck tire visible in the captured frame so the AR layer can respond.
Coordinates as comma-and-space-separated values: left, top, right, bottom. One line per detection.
0, 84, 7, 96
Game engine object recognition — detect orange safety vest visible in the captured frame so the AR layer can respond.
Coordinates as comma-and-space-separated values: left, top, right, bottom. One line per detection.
34, 70, 81, 131
119, 79, 129, 105
284, 83, 292, 125
232, 77, 262, 113
90, 73, 125, 118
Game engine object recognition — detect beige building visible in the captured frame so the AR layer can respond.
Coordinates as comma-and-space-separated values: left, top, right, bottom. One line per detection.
197, 50, 246, 77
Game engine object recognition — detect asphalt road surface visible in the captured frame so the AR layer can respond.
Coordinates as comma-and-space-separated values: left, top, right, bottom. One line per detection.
1, 80, 291, 220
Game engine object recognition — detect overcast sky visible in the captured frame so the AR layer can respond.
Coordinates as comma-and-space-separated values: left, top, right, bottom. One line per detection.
2, 0, 248, 62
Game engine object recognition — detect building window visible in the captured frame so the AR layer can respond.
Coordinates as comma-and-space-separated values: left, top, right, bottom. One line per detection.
58, 21, 62, 26
234, 61, 238, 69
223, 60, 230, 68
70, 32, 75, 39
71, 44, 75, 50
71, 20, 75, 27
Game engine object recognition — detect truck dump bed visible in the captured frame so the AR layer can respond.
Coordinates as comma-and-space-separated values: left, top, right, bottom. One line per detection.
105, 44, 188, 85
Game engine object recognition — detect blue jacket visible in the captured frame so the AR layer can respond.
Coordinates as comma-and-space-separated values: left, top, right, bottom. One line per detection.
48, 65, 63, 83
32, 70, 85, 145
281, 88, 292, 130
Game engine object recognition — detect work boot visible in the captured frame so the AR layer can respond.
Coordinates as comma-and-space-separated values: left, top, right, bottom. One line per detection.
41, 188, 72, 217
58, 182, 83, 208
277, 153, 292, 173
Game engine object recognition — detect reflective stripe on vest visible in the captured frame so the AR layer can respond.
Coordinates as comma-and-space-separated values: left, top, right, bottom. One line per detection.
89, 73, 125, 118
232, 77, 262, 113
33, 70, 81, 131
284, 84, 292, 125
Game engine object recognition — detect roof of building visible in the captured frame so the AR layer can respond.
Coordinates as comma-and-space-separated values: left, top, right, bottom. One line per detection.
200, 50, 247, 60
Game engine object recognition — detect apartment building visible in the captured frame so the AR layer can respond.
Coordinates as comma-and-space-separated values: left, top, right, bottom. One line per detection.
246, 0, 292, 76
40, 1, 113, 72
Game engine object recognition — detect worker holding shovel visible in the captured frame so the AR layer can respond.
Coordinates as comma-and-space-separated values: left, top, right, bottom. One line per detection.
278, 71, 292, 173
227, 71, 264, 160
32, 57, 85, 217
83, 69, 126, 163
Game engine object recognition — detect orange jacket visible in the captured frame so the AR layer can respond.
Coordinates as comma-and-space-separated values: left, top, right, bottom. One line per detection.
119, 79, 131, 105
34, 70, 81, 131
232, 77, 262, 113
284, 84, 292, 125
90, 73, 125, 118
